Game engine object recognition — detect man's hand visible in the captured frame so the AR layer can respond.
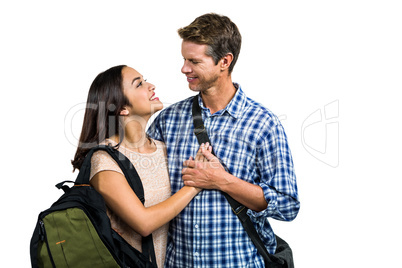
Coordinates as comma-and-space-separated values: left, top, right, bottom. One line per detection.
182, 143, 268, 212
182, 143, 228, 190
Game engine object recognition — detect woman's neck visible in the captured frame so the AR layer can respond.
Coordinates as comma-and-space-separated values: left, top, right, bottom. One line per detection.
111, 116, 155, 153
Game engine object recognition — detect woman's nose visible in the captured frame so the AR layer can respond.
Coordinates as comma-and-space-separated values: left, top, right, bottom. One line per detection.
148, 82, 156, 91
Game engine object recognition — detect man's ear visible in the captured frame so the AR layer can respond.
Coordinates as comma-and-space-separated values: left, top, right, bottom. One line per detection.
119, 108, 129, 116
220, 53, 234, 71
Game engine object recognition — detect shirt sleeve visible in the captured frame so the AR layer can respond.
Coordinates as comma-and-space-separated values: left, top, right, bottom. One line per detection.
89, 151, 123, 181
248, 120, 300, 222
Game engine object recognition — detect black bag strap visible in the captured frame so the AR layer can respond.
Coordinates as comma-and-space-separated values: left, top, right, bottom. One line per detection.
192, 96, 282, 266
76, 145, 157, 266
75, 145, 145, 202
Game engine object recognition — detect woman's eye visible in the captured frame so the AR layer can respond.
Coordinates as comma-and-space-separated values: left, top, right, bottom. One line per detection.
137, 79, 147, 88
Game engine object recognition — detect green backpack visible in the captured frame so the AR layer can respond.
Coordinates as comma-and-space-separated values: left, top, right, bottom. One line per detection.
30, 145, 157, 267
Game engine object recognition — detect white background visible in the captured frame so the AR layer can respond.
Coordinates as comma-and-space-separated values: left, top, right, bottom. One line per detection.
1, 0, 401, 267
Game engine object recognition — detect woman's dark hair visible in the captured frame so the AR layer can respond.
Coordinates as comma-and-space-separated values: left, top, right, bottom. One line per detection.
71, 65, 129, 171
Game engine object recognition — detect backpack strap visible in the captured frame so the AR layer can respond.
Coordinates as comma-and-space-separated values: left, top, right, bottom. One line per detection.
75, 145, 157, 266
192, 96, 280, 266
76, 145, 145, 202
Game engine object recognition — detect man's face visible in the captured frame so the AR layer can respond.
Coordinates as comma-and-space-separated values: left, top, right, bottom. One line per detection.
181, 41, 221, 92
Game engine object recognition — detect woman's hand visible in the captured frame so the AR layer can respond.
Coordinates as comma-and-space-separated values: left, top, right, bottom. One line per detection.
181, 143, 214, 192
194, 142, 213, 162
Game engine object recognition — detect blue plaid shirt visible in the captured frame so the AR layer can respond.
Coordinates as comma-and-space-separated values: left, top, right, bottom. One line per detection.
147, 84, 299, 267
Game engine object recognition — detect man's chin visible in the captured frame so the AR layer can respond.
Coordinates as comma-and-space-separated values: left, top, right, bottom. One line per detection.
188, 85, 201, 92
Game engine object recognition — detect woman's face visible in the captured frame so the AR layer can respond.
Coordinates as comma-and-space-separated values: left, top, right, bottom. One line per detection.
121, 66, 163, 118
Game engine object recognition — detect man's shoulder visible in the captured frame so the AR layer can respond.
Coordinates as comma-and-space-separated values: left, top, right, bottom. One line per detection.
243, 95, 278, 121
235, 84, 273, 117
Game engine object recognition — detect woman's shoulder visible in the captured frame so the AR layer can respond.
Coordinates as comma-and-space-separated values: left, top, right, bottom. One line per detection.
90, 139, 126, 169
151, 139, 167, 157
90, 146, 123, 180
152, 139, 165, 146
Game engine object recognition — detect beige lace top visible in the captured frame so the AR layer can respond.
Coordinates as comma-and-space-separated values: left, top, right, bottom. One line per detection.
89, 139, 171, 268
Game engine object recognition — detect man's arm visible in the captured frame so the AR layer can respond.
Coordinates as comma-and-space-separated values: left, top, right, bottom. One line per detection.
146, 112, 164, 142
182, 143, 268, 212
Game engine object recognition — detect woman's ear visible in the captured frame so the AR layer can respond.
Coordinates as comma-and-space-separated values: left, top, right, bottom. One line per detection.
119, 108, 129, 116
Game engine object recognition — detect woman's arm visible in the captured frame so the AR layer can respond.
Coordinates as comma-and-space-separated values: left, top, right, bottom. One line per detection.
91, 171, 200, 237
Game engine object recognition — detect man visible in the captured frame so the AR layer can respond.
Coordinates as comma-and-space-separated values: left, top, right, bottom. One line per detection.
147, 13, 300, 267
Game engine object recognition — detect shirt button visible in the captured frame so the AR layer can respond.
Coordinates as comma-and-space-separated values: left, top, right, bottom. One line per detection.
194, 224, 199, 229
194, 252, 199, 257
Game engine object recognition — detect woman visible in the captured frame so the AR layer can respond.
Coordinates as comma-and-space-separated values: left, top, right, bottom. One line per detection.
71, 65, 210, 267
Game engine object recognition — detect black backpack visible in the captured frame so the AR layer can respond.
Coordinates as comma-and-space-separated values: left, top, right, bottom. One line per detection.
30, 145, 157, 267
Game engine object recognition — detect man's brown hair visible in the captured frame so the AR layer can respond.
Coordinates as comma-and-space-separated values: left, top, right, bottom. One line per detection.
178, 13, 242, 74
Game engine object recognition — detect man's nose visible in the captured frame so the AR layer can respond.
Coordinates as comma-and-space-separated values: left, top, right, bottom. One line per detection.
181, 61, 191, 74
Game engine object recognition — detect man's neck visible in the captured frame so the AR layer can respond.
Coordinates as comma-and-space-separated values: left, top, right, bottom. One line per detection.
201, 78, 237, 114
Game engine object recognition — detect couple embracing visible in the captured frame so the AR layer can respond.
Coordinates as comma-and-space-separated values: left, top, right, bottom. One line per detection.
72, 13, 300, 268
